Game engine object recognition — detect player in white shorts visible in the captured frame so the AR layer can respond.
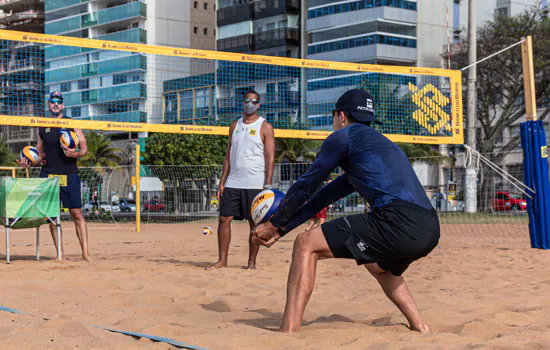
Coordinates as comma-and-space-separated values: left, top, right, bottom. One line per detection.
206, 90, 275, 270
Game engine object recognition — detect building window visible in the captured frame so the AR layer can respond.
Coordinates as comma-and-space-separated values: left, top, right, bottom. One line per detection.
194, 1, 198, 8
213, 29, 216, 37
204, 28, 208, 35
60, 82, 71, 92
113, 74, 127, 85
194, 26, 198, 34
496, 7, 508, 16
77, 79, 89, 90
204, 2, 208, 9
72, 107, 81, 118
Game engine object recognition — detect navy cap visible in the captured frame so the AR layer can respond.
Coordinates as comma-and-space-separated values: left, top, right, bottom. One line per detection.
335, 89, 381, 125
49, 91, 63, 101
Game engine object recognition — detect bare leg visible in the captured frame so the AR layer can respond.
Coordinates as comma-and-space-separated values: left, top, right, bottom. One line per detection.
206, 216, 233, 270
247, 220, 260, 269
315, 218, 326, 228
70, 209, 91, 262
48, 222, 65, 260
305, 218, 316, 231
280, 226, 334, 333
365, 263, 430, 333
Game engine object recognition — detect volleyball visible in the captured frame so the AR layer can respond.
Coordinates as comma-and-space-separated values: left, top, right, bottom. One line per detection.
251, 189, 285, 225
19, 145, 40, 166
60, 130, 79, 149
203, 226, 213, 235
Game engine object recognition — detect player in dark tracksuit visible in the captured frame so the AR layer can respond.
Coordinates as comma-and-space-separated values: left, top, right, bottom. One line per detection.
253, 89, 440, 333
17, 91, 92, 262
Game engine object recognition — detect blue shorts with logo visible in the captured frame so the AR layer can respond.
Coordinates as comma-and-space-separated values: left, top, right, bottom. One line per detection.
40, 171, 82, 209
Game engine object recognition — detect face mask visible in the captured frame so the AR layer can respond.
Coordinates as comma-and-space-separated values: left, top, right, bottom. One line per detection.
243, 102, 258, 115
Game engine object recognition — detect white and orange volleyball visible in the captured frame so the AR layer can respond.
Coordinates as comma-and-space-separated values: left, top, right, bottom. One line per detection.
19, 146, 40, 166
60, 130, 79, 149
251, 189, 285, 224
202, 226, 213, 235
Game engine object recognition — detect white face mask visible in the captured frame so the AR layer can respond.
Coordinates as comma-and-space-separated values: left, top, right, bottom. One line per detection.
243, 102, 259, 115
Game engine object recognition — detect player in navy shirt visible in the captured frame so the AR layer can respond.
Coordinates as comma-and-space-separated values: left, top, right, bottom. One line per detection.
17, 91, 92, 262
253, 89, 440, 333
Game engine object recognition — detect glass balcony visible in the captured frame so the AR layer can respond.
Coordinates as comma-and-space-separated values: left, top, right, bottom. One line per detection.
93, 111, 147, 123
45, 46, 82, 60
46, 0, 87, 13
46, 55, 146, 83
45, 2, 146, 34
61, 83, 146, 106
98, 55, 146, 75
45, 16, 80, 34
99, 28, 147, 44
98, 82, 146, 102
97, 2, 146, 25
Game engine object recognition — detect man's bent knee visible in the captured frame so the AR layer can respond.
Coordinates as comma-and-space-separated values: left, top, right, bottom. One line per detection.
365, 263, 390, 277
293, 227, 334, 259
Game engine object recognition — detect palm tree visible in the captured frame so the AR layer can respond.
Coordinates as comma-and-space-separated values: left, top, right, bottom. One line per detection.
78, 132, 122, 168
78, 132, 122, 195
397, 143, 449, 165
0, 136, 17, 166
275, 138, 321, 163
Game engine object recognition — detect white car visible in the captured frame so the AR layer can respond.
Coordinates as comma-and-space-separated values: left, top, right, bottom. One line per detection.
83, 201, 120, 213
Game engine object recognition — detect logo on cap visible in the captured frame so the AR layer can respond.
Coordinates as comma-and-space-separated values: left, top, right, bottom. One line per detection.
357, 98, 374, 113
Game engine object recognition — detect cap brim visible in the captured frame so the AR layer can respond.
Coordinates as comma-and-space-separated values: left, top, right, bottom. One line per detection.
349, 111, 382, 125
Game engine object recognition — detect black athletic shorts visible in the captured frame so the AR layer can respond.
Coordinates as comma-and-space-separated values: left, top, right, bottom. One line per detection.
219, 187, 262, 221
321, 200, 440, 276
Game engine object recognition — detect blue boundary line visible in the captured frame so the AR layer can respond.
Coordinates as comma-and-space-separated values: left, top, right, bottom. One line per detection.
0, 305, 209, 350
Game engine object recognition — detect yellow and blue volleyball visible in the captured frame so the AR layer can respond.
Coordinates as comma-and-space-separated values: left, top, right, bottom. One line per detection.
60, 130, 79, 149
20, 145, 40, 166
202, 226, 213, 235
251, 189, 285, 224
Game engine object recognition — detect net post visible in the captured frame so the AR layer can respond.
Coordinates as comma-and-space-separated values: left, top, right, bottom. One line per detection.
136, 144, 141, 233
521, 35, 537, 121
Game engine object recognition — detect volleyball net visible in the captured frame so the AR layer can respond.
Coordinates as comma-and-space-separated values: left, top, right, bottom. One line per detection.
0, 29, 463, 143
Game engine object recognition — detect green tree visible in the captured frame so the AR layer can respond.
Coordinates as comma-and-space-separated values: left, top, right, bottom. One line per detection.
0, 137, 17, 166
78, 132, 122, 168
397, 143, 449, 165
143, 133, 228, 211
275, 138, 321, 163
452, 6, 550, 210
78, 132, 122, 195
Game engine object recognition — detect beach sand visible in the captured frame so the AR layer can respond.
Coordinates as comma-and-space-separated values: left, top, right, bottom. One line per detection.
0, 221, 549, 349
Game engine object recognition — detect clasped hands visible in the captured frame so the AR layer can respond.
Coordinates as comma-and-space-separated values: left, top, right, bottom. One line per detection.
251, 220, 281, 248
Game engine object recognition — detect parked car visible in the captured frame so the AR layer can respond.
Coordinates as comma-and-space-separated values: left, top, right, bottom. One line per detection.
83, 201, 120, 213
491, 191, 527, 211
118, 198, 137, 212
143, 198, 166, 212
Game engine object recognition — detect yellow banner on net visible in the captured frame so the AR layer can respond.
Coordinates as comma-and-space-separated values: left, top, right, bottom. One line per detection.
0, 115, 459, 144
0, 29, 464, 144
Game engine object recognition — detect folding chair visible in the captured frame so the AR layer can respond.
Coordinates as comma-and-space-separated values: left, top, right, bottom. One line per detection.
0, 177, 61, 264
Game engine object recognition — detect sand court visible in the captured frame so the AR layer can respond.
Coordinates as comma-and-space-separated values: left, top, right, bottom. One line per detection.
0, 222, 549, 349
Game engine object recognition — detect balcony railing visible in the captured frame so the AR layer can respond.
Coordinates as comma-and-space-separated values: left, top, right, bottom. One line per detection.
253, 0, 299, 19
254, 28, 299, 50
217, 34, 254, 52
3, 127, 38, 143
46, 2, 146, 34
217, 3, 253, 26
99, 28, 147, 44
45, 0, 87, 13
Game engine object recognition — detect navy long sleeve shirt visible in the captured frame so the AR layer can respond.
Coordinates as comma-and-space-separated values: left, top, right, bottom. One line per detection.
269, 123, 432, 236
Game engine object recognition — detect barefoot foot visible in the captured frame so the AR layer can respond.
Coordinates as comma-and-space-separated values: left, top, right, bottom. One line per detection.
410, 323, 431, 333
205, 261, 227, 270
